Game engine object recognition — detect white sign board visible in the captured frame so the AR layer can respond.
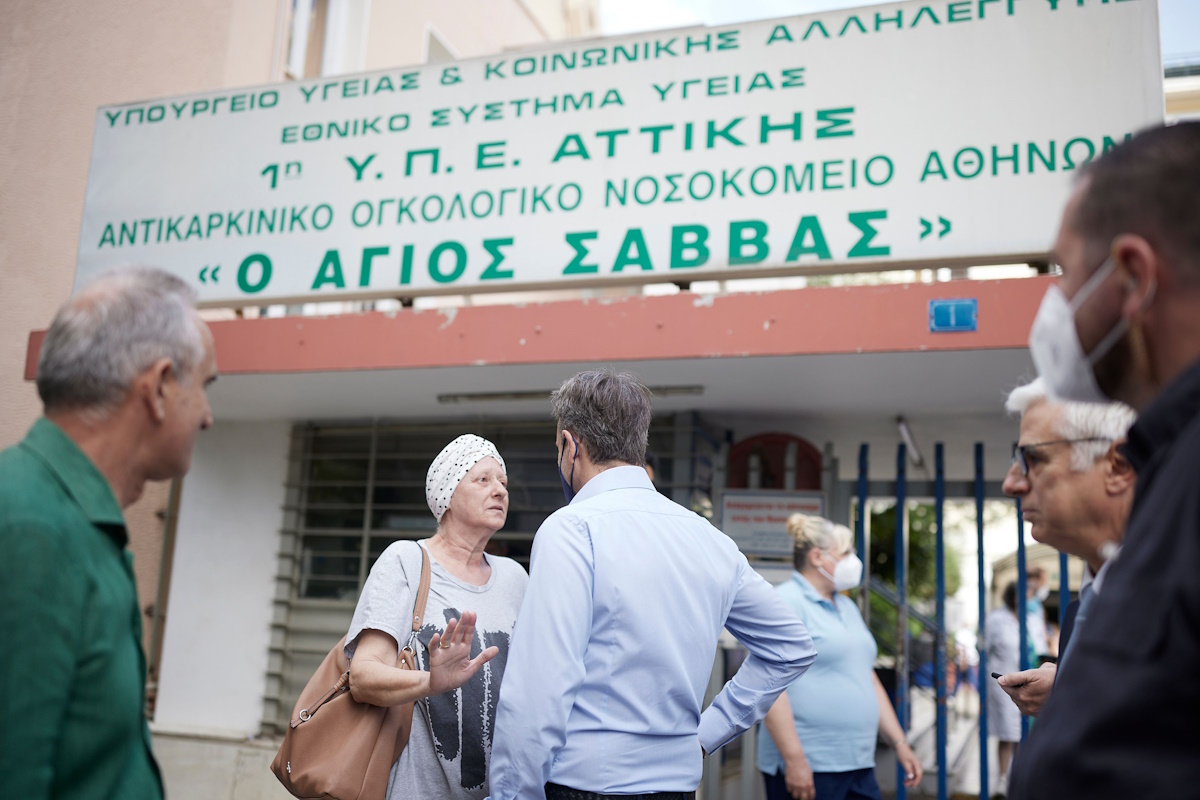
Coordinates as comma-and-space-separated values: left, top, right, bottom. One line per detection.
720, 490, 825, 558
76, 0, 1163, 305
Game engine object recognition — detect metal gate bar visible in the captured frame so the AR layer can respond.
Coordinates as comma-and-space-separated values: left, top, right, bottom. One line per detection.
975, 443, 989, 800
856, 444, 869, 618
935, 444, 948, 800
894, 442, 910, 800
1016, 498, 1031, 740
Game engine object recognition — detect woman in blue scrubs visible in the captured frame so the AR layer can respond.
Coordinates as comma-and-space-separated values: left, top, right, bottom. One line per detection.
757, 514, 923, 800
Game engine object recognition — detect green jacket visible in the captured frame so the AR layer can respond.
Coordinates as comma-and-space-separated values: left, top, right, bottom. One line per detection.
0, 418, 164, 800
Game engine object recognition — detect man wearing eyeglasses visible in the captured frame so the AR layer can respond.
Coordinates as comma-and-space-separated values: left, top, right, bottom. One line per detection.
1010, 123, 1200, 800
993, 378, 1136, 722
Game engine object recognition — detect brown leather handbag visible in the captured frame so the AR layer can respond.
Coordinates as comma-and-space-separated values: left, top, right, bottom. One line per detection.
271, 544, 432, 800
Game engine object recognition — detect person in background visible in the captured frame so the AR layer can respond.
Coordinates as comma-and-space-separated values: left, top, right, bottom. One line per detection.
1023, 566, 1050, 660
955, 628, 981, 695
489, 369, 817, 800
997, 378, 1136, 717
0, 268, 217, 799
1012, 122, 1200, 798
346, 434, 527, 800
1045, 622, 1060, 660
986, 583, 1023, 797
758, 514, 922, 800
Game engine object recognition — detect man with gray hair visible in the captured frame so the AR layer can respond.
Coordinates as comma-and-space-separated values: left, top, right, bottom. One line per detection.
0, 268, 217, 799
993, 378, 1136, 722
489, 369, 817, 800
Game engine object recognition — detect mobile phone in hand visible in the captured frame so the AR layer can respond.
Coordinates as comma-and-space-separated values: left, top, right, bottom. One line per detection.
993, 671, 1028, 688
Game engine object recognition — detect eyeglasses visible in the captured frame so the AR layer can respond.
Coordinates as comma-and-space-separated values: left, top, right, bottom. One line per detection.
1010, 438, 1113, 476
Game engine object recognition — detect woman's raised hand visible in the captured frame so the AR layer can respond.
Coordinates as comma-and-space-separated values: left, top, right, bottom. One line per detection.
427, 610, 499, 695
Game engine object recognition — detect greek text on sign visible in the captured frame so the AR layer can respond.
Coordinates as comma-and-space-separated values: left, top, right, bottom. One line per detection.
720, 490, 825, 558
76, 0, 1163, 305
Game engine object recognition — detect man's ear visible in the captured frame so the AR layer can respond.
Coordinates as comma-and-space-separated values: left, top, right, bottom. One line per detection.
1112, 234, 1157, 320
561, 430, 577, 460
1104, 441, 1136, 496
137, 357, 174, 423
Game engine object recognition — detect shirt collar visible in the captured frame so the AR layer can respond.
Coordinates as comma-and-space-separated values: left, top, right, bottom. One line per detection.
572, 464, 656, 504
1123, 356, 1200, 475
792, 571, 836, 608
21, 418, 128, 538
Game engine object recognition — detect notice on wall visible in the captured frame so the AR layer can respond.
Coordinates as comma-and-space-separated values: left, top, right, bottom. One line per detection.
720, 490, 825, 558
75, 0, 1162, 306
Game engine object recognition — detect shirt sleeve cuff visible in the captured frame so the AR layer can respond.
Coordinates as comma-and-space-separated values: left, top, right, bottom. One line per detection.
698, 707, 734, 755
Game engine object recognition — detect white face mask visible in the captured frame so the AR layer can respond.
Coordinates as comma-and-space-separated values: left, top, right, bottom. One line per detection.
1034, 585, 1050, 603
817, 551, 864, 592
1028, 255, 1130, 404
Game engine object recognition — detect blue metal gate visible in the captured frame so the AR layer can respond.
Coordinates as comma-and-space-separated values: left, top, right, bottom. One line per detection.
850, 440, 1052, 800
702, 438, 1066, 800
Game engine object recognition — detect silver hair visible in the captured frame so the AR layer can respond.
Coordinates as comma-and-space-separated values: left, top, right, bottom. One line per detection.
1005, 378, 1137, 471
37, 267, 204, 414
787, 513, 853, 570
550, 369, 651, 466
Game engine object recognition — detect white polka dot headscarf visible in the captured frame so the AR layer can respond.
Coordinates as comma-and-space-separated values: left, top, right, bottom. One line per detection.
426, 434, 506, 522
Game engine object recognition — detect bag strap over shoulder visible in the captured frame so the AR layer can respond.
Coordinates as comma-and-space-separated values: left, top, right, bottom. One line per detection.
402, 543, 432, 653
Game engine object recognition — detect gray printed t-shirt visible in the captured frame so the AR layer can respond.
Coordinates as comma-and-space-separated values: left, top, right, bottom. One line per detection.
345, 540, 527, 800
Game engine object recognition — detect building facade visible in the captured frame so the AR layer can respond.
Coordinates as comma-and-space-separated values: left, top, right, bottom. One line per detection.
5, 2, 1200, 798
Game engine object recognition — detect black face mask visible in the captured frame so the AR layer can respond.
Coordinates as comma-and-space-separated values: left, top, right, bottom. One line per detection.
558, 436, 576, 503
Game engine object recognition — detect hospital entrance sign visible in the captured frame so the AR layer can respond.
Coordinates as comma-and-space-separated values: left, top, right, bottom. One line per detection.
76, 0, 1163, 305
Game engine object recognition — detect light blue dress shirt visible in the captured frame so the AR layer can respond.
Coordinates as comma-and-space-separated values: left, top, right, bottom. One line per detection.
489, 466, 817, 799
756, 573, 879, 775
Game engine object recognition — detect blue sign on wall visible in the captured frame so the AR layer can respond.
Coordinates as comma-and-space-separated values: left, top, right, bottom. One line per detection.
928, 298, 978, 333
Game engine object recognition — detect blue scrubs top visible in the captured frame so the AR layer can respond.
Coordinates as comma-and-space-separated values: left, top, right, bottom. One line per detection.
756, 572, 879, 774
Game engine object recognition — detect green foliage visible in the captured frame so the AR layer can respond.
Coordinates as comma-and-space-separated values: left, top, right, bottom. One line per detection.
861, 501, 962, 659
867, 593, 926, 657
866, 502, 961, 601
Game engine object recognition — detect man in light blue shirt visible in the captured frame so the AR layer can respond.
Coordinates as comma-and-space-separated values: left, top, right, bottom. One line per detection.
489, 370, 817, 800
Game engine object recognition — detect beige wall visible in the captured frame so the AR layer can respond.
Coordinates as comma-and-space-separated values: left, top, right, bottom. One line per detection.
365, 0, 549, 69
1165, 75, 1200, 122
0, 0, 279, 450
0, 0, 281, 658
520, 0, 600, 41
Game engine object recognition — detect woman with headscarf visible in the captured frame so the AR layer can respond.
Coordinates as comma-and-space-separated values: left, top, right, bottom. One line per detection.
344, 434, 528, 800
